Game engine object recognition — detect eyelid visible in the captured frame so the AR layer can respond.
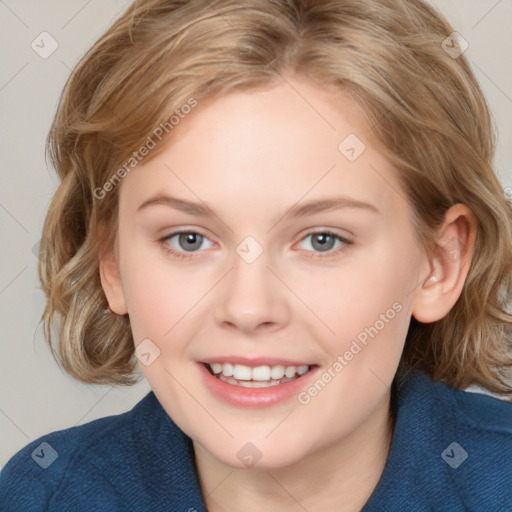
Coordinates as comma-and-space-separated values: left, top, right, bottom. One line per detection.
297, 228, 352, 243
159, 228, 215, 251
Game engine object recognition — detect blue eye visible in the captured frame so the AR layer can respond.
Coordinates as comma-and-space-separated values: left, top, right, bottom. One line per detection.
160, 231, 214, 259
158, 229, 352, 260
297, 231, 352, 257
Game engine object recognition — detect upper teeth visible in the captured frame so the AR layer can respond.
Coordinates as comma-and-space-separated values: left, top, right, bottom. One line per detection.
209, 363, 310, 381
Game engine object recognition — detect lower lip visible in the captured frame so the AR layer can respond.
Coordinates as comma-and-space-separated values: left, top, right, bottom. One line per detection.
197, 362, 320, 408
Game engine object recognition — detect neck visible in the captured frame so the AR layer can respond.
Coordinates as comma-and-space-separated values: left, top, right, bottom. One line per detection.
193, 390, 394, 512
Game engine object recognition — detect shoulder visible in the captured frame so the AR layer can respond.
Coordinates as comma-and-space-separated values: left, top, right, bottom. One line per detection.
0, 391, 157, 512
399, 370, 511, 508
402, 369, 512, 435
366, 370, 511, 510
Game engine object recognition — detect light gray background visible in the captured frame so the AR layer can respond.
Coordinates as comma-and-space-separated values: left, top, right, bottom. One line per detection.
0, 0, 511, 467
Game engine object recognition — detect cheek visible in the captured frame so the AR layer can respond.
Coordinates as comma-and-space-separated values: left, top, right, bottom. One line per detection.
128, 273, 200, 337
118, 242, 183, 335
301, 241, 415, 358
325, 254, 405, 304
121, 222, 417, 358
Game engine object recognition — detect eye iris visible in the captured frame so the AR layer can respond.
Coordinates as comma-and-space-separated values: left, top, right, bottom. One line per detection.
179, 232, 202, 252
312, 233, 335, 252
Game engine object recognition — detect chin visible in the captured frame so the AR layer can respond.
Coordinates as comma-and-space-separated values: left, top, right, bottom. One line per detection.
203, 438, 308, 471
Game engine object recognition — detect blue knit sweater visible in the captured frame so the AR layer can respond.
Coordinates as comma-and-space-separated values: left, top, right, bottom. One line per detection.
1, 370, 511, 511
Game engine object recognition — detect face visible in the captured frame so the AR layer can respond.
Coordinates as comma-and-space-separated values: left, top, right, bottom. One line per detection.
105, 76, 429, 469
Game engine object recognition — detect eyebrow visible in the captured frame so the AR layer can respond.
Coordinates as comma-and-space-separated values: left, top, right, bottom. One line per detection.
136, 194, 380, 222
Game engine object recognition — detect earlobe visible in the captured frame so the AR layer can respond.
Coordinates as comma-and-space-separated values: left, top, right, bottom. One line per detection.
412, 204, 476, 323
99, 246, 128, 316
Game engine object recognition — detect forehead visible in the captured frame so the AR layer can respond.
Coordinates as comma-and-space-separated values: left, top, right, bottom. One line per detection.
118, 78, 403, 220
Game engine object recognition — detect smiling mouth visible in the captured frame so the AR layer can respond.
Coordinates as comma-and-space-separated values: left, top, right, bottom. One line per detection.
202, 362, 316, 388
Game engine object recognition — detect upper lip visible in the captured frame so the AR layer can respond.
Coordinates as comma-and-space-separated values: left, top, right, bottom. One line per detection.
200, 356, 315, 367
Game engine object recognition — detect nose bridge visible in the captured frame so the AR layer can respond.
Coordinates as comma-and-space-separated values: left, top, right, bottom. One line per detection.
214, 238, 289, 332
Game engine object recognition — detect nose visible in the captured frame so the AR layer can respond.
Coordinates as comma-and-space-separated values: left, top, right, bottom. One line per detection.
213, 249, 290, 335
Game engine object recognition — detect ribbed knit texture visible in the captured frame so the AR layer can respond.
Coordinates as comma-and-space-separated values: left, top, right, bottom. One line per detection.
1, 370, 511, 511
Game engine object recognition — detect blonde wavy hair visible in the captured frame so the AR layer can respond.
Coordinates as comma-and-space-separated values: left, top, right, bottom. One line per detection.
39, 0, 512, 399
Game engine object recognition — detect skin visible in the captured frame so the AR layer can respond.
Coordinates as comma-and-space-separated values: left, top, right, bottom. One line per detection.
100, 75, 476, 511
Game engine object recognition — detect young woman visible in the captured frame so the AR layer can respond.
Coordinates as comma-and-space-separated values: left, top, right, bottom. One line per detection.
1, 0, 511, 510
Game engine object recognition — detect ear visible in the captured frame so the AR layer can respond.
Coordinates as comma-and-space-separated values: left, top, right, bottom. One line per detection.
98, 236, 128, 316
412, 204, 477, 323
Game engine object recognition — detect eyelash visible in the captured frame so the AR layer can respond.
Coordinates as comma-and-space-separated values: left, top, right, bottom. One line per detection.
158, 229, 353, 260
